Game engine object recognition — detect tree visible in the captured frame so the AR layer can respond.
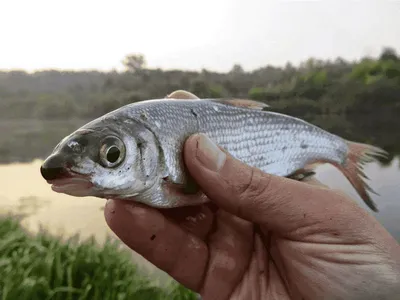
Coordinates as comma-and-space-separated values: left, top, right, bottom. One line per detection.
380, 47, 398, 61
229, 64, 244, 74
122, 53, 146, 72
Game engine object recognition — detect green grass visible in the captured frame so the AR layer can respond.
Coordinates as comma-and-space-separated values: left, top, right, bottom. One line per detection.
0, 215, 198, 300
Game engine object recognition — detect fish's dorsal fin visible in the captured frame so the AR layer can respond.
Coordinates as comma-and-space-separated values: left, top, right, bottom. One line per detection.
166, 90, 200, 100
211, 99, 269, 110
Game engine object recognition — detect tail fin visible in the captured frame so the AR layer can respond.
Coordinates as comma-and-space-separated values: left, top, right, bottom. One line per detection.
335, 141, 388, 212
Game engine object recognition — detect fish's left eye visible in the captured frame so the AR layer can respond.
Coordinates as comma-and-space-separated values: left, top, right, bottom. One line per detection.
99, 136, 126, 168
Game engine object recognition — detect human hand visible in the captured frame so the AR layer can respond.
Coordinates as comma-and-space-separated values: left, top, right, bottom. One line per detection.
104, 133, 400, 300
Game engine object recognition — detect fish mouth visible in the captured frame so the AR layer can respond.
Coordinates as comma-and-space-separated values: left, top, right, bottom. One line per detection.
47, 172, 94, 196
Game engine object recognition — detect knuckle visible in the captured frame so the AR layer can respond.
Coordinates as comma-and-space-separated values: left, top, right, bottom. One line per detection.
235, 167, 272, 216
237, 167, 271, 198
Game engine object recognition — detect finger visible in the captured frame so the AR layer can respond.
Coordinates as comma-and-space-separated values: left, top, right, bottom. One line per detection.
183, 133, 369, 236
301, 176, 328, 187
200, 211, 254, 300
162, 204, 216, 240
104, 199, 207, 291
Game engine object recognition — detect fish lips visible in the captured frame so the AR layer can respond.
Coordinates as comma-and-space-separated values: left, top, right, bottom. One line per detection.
50, 177, 94, 196
48, 171, 94, 196
41, 164, 93, 195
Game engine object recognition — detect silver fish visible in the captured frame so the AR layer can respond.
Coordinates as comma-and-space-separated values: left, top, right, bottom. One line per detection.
40, 90, 387, 212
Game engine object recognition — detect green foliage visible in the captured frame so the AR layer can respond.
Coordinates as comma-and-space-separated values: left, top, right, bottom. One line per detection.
349, 53, 400, 84
248, 87, 277, 101
271, 97, 321, 117
0, 215, 197, 300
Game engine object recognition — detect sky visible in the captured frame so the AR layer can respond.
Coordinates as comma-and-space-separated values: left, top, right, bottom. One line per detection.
0, 0, 399, 72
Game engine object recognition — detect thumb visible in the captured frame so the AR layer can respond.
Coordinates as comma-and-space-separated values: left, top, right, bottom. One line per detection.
183, 133, 366, 235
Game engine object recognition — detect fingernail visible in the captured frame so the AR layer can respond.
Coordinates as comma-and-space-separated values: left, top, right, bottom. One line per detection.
196, 134, 226, 171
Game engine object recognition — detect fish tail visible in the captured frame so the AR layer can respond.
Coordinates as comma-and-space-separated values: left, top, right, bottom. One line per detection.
335, 141, 388, 212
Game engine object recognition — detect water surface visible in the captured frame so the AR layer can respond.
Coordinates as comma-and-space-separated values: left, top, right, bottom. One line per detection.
315, 159, 400, 241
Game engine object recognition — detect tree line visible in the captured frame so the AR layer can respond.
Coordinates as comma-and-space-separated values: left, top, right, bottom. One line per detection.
1, 47, 399, 121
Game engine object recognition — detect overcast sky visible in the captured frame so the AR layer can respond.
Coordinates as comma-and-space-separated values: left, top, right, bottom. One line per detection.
0, 0, 399, 72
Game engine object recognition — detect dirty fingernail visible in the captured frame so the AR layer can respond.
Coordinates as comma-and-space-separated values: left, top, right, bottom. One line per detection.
196, 134, 226, 172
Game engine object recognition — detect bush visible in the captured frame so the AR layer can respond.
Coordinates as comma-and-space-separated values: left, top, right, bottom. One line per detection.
0, 215, 197, 300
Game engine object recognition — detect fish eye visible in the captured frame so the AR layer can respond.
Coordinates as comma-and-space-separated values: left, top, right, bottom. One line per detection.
99, 136, 125, 168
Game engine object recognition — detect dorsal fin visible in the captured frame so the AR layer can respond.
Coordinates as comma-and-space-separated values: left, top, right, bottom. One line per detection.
211, 99, 269, 110
166, 90, 200, 100
165, 91, 269, 110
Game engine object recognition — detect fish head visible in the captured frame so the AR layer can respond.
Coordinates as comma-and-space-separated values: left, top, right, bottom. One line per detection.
40, 119, 161, 199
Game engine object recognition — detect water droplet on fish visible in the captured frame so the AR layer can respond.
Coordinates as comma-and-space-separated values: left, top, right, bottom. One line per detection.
213, 106, 219, 112
155, 121, 161, 128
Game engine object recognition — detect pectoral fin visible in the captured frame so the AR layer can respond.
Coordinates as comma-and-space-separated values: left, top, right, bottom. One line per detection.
161, 175, 209, 207
162, 175, 200, 195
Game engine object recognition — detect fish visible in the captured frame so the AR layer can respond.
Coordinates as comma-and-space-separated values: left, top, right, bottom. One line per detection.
40, 90, 388, 212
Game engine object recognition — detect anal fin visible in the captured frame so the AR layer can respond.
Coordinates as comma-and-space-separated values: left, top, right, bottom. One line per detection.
287, 169, 316, 182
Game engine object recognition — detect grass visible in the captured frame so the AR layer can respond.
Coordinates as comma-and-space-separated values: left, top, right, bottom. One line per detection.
0, 215, 198, 300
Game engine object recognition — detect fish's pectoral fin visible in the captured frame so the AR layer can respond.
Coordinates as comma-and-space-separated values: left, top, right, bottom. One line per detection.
166, 90, 200, 100
211, 99, 269, 110
161, 176, 208, 207
162, 175, 200, 195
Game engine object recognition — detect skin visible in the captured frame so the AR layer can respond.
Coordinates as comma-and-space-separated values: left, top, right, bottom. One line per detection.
104, 133, 400, 300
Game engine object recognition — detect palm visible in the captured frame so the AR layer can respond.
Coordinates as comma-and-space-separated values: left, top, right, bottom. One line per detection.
106, 197, 399, 300
161, 203, 394, 300
165, 204, 305, 299
165, 204, 303, 299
